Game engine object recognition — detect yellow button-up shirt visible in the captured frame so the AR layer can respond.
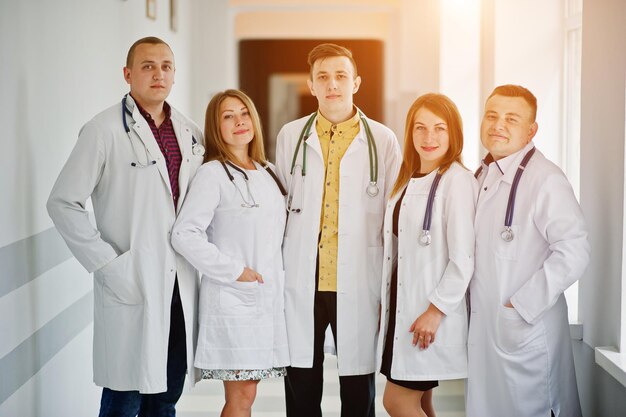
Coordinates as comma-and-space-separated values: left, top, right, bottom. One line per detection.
316, 111, 361, 292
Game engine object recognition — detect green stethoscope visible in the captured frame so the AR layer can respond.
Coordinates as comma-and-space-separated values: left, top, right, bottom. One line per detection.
286, 110, 379, 214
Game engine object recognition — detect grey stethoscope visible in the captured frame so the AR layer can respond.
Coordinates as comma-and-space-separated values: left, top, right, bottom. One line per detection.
286, 110, 379, 214
474, 146, 536, 242
122, 94, 204, 167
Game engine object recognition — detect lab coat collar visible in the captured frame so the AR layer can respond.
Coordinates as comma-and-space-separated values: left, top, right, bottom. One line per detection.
405, 169, 440, 195
354, 106, 369, 144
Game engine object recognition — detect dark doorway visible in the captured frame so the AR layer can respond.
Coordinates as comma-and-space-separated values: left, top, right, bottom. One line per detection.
239, 39, 384, 161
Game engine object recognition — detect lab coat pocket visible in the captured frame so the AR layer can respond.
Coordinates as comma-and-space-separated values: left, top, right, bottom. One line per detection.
219, 281, 259, 314
259, 280, 275, 313
495, 305, 545, 353
492, 225, 519, 260
96, 250, 143, 306
437, 306, 467, 347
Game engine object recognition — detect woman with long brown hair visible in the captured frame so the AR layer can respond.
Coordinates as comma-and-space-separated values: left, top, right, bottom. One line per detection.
377, 93, 477, 417
172, 89, 289, 417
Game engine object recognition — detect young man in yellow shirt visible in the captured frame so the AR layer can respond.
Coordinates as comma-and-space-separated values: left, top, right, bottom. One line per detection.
275, 43, 402, 417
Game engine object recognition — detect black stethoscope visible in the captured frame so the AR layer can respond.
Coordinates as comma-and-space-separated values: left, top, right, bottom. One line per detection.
475, 146, 536, 242
417, 171, 443, 246
219, 160, 287, 209
219, 161, 259, 208
286, 110, 379, 214
122, 94, 204, 168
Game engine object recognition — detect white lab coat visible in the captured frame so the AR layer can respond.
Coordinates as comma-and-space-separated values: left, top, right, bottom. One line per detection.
275, 112, 402, 376
377, 162, 477, 380
466, 142, 590, 417
171, 161, 289, 370
47, 96, 204, 393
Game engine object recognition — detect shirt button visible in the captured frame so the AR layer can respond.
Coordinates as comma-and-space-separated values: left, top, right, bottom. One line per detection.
484, 187, 488, 191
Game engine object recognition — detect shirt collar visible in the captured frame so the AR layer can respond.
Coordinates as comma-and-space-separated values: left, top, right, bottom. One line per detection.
484, 141, 536, 182
130, 94, 171, 125
316, 108, 360, 137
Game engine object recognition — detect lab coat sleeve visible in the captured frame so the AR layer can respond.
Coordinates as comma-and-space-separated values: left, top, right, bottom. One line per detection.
510, 173, 590, 324
428, 171, 477, 315
382, 131, 402, 201
171, 165, 246, 283
46, 120, 118, 273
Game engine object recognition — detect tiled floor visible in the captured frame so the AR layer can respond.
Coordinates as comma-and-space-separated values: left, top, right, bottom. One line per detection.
177, 355, 466, 417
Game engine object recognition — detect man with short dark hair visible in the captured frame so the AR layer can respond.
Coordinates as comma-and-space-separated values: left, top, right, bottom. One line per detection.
47, 37, 205, 416
275, 43, 401, 417
466, 84, 589, 417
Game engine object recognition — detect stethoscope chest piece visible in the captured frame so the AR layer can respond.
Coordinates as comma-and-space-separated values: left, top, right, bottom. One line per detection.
366, 182, 379, 197
419, 230, 431, 246
501, 227, 514, 242
192, 143, 205, 156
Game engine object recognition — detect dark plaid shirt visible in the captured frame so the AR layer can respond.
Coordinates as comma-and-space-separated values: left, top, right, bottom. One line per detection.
134, 98, 182, 208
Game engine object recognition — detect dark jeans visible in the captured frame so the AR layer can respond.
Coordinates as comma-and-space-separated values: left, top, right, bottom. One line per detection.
284, 291, 376, 417
98, 280, 187, 417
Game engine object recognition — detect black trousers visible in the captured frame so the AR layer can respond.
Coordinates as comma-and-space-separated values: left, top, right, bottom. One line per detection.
284, 291, 376, 417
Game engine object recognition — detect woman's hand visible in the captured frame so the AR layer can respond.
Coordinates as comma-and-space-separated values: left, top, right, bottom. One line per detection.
236, 267, 264, 283
409, 303, 445, 350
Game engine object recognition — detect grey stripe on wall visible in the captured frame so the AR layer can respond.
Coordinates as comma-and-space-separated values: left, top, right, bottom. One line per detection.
0, 227, 73, 298
0, 291, 93, 405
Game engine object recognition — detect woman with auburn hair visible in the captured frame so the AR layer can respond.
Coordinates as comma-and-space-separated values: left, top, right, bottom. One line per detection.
377, 93, 477, 417
171, 89, 289, 417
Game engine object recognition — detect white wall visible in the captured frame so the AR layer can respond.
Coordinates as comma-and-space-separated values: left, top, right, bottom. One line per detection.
189, 0, 233, 125
576, 1, 626, 414
0, 1, 205, 416
488, 0, 565, 165
579, 0, 626, 350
